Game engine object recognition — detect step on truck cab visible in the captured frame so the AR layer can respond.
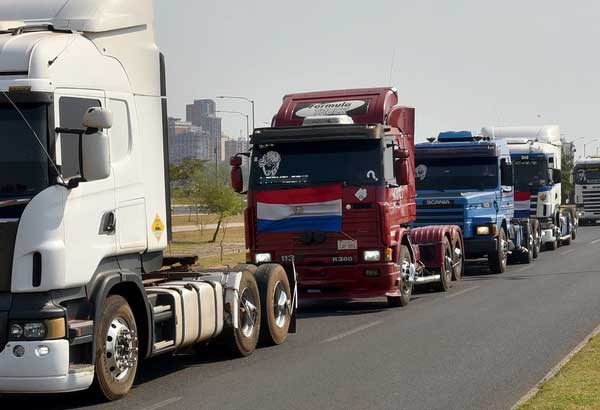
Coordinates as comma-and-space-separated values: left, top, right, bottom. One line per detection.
0, 0, 295, 401
483, 126, 577, 249
231, 88, 464, 307
574, 156, 600, 225
414, 131, 537, 274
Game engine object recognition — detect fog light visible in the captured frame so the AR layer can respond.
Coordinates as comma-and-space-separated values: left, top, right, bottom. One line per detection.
255, 253, 272, 263
476, 226, 490, 236
365, 269, 380, 277
13, 345, 25, 358
363, 250, 381, 262
36, 345, 50, 357
9, 324, 23, 339
24, 322, 46, 339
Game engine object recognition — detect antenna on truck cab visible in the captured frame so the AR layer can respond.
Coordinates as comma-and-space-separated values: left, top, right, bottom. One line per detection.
0, 90, 66, 187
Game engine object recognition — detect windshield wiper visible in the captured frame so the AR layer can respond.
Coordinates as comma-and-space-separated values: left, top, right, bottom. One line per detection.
0, 198, 31, 209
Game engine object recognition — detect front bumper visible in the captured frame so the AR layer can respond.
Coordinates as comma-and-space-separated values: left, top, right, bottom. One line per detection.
464, 236, 497, 259
298, 262, 401, 300
0, 340, 93, 393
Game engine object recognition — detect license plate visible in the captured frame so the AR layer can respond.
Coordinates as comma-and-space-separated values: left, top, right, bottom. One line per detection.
337, 240, 358, 250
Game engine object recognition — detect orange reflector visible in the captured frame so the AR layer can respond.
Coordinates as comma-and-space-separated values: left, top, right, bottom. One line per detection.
385, 248, 393, 262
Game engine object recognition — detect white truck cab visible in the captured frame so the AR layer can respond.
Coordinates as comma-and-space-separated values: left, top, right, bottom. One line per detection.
0, 0, 295, 400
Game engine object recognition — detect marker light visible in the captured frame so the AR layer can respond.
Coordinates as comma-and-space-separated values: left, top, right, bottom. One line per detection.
9, 324, 23, 339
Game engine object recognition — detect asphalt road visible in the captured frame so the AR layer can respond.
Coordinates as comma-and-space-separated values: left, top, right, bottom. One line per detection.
3, 227, 600, 410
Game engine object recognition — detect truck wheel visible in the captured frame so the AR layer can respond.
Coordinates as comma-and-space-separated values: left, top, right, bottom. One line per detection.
221, 270, 261, 357
489, 228, 508, 274
451, 237, 464, 281
531, 220, 541, 259
232, 264, 258, 275
521, 222, 534, 264
388, 245, 413, 307
546, 239, 558, 251
434, 237, 453, 292
93, 295, 139, 401
255, 264, 292, 346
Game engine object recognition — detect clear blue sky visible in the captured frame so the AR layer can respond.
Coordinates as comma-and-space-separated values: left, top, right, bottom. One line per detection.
154, 0, 600, 157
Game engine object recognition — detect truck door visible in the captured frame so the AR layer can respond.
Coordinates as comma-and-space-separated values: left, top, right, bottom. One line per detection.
54, 90, 117, 283
106, 94, 148, 253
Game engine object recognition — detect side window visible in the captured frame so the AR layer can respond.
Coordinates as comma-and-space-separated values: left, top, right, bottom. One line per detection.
59, 97, 101, 178
383, 139, 396, 184
109, 99, 131, 163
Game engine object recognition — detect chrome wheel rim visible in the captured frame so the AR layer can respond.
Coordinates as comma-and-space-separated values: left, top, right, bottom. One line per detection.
239, 287, 258, 338
444, 247, 453, 283
454, 244, 463, 277
401, 260, 412, 295
273, 281, 289, 329
105, 318, 137, 381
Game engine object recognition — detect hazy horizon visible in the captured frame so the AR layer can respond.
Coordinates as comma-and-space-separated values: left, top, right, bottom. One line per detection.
155, 0, 600, 157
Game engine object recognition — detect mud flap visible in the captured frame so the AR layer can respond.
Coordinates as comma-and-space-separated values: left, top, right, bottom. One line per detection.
283, 261, 298, 334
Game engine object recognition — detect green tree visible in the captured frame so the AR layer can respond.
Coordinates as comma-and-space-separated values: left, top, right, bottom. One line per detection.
562, 141, 575, 204
201, 172, 245, 243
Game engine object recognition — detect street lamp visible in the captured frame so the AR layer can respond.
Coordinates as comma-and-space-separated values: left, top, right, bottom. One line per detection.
217, 110, 250, 139
216, 95, 255, 133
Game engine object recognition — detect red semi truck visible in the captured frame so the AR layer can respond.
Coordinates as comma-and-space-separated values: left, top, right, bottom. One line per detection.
231, 88, 463, 307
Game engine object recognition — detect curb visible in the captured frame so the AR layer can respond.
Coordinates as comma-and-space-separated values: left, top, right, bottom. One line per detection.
511, 323, 600, 409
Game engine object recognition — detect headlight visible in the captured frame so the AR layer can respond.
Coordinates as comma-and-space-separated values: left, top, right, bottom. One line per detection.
363, 250, 381, 262
468, 202, 493, 209
8, 318, 65, 341
255, 253, 272, 263
476, 226, 490, 235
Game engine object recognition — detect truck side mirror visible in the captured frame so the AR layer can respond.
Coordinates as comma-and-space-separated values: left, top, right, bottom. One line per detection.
230, 155, 246, 193
81, 131, 111, 182
500, 159, 513, 187
394, 149, 410, 186
552, 168, 562, 184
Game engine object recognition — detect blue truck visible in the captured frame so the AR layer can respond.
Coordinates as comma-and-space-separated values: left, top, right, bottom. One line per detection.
413, 131, 538, 273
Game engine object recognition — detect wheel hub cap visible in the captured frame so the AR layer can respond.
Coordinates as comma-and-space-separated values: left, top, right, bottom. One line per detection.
273, 281, 289, 329
240, 287, 258, 338
105, 318, 137, 381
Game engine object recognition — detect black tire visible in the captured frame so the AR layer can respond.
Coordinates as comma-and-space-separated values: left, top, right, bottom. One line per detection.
220, 269, 261, 357
521, 222, 534, 264
232, 264, 258, 275
546, 239, 558, 251
531, 220, 541, 259
563, 236, 571, 246
92, 295, 139, 402
388, 245, 413, 307
489, 228, 508, 274
255, 264, 292, 346
451, 236, 464, 282
434, 237, 453, 292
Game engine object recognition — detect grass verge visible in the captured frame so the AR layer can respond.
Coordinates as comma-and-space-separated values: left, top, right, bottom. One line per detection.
518, 333, 600, 410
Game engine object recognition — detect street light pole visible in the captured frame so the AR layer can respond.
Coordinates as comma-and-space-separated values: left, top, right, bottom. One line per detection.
216, 110, 250, 138
216, 95, 255, 133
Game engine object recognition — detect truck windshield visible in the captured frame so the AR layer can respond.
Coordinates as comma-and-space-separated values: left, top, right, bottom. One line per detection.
250, 139, 383, 189
415, 157, 498, 191
0, 104, 50, 197
574, 166, 600, 185
513, 158, 550, 190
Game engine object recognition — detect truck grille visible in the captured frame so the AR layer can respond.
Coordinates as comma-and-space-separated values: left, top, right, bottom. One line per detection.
0, 222, 18, 292
416, 205, 465, 226
530, 195, 538, 217
582, 190, 600, 215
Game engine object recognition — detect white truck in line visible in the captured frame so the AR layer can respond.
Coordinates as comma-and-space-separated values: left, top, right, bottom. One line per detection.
0, 0, 295, 401
574, 156, 600, 225
482, 126, 577, 250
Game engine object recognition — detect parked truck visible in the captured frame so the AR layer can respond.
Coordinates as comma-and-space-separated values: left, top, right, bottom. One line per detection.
574, 156, 600, 225
230, 88, 464, 307
483, 126, 577, 249
414, 131, 537, 274
0, 0, 295, 401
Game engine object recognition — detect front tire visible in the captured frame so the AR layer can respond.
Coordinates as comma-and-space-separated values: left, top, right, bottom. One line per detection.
255, 264, 292, 346
388, 245, 413, 307
451, 237, 464, 282
532, 220, 541, 259
434, 237, 453, 292
220, 269, 261, 357
93, 295, 139, 401
489, 228, 508, 274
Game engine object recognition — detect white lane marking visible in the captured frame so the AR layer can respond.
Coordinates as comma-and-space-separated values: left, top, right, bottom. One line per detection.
590, 238, 600, 245
140, 397, 183, 410
511, 323, 600, 410
445, 286, 480, 299
560, 249, 576, 256
321, 320, 384, 343
514, 266, 530, 273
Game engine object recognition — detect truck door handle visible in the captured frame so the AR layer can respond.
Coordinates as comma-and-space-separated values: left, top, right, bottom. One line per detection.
99, 211, 116, 235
